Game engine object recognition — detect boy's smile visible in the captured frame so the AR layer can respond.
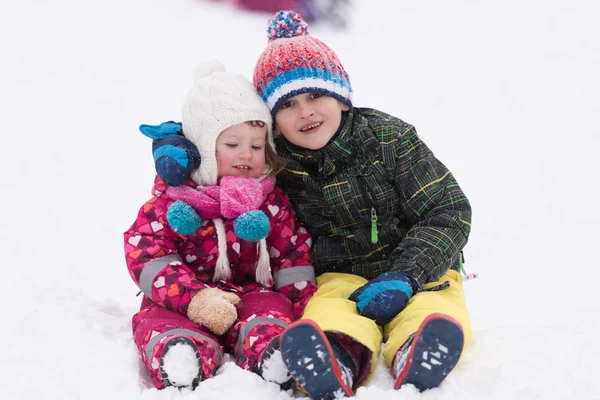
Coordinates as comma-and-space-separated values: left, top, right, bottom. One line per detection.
300, 121, 323, 133
275, 93, 349, 150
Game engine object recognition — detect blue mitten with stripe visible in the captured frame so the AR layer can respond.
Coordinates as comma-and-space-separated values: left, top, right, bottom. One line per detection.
348, 271, 420, 326
139, 121, 201, 187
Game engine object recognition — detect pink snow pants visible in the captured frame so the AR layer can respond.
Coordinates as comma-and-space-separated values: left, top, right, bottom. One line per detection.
133, 290, 294, 389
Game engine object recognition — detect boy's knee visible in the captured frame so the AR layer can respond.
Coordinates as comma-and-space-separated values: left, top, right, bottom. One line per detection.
317, 272, 368, 292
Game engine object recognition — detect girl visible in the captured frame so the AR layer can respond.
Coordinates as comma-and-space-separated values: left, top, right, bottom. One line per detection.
124, 61, 316, 390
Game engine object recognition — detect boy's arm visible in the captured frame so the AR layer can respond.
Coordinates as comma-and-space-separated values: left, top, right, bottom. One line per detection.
389, 124, 472, 286
265, 189, 317, 320
124, 195, 209, 315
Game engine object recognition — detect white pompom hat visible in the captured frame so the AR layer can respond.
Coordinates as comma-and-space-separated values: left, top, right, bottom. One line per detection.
181, 60, 275, 187
179, 61, 275, 285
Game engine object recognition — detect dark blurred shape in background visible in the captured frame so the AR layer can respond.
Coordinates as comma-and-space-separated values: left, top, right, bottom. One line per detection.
219, 0, 350, 28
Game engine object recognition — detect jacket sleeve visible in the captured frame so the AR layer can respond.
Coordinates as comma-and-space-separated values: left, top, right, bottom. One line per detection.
124, 194, 209, 315
264, 188, 317, 320
389, 124, 472, 286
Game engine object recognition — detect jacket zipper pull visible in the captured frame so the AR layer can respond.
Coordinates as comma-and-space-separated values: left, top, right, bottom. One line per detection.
371, 207, 378, 244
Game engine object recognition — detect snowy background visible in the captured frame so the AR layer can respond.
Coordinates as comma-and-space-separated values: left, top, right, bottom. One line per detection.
2, 0, 599, 399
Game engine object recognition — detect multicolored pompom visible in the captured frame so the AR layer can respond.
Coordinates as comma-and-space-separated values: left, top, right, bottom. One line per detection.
267, 10, 309, 42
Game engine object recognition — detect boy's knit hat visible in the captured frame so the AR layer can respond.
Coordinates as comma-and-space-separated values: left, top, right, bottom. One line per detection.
182, 60, 274, 186
253, 10, 352, 117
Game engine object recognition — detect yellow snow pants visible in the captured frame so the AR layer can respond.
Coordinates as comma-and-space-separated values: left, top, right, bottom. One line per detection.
301, 269, 472, 384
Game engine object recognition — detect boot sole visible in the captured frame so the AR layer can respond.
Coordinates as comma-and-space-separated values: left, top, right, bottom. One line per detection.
160, 336, 203, 390
394, 313, 464, 391
280, 320, 354, 400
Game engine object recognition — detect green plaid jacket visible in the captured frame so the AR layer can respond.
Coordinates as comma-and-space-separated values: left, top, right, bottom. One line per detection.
274, 108, 471, 286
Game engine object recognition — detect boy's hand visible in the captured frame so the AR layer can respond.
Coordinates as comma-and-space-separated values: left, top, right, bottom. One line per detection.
348, 272, 420, 326
187, 288, 240, 335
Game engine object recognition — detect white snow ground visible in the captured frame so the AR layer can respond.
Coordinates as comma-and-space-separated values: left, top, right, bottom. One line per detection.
2, 0, 599, 399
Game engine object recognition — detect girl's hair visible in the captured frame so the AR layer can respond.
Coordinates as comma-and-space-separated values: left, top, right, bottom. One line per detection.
246, 121, 285, 176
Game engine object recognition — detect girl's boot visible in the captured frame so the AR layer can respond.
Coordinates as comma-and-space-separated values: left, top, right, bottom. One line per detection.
159, 336, 204, 390
254, 336, 294, 390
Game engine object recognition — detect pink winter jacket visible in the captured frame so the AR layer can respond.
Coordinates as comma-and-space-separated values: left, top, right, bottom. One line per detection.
124, 176, 317, 320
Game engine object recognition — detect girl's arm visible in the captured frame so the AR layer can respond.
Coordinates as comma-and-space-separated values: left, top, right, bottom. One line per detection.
124, 193, 209, 315
264, 188, 317, 320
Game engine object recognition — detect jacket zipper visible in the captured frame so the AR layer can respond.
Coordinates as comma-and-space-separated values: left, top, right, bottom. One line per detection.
362, 177, 379, 244
370, 206, 378, 244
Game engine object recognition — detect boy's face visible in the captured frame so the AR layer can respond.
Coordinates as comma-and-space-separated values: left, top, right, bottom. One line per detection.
216, 122, 267, 178
275, 93, 350, 150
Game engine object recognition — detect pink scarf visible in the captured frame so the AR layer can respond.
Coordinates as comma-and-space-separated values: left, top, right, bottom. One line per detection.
166, 175, 276, 286
166, 175, 276, 219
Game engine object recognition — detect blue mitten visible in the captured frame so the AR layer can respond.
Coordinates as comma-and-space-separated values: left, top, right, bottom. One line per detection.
139, 121, 201, 187
348, 271, 420, 326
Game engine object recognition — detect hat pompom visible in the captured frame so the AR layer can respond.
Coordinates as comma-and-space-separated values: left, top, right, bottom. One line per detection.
167, 200, 202, 235
267, 10, 309, 42
192, 60, 225, 82
234, 210, 270, 242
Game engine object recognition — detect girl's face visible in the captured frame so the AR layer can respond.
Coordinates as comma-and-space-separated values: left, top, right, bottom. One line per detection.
275, 92, 349, 150
216, 123, 267, 178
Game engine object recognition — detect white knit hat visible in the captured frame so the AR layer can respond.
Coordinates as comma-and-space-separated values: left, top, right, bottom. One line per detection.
181, 60, 275, 186
180, 60, 275, 286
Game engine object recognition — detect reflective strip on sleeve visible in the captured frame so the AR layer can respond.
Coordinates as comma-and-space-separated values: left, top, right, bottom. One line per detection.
236, 317, 288, 366
273, 266, 316, 289
145, 328, 222, 366
139, 254, 182, 300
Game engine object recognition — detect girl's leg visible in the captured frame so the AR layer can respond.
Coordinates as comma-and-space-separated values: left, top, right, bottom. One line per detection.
225, 291, 294, 386
132, 301, 223, 390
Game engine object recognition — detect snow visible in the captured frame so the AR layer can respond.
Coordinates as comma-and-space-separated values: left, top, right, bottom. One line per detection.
161, 342, 201, 388
2, 0, 600, 399
261, 350, 291, 384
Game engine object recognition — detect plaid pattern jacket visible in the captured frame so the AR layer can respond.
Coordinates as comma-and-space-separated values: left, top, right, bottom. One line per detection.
274, 107, 472, 286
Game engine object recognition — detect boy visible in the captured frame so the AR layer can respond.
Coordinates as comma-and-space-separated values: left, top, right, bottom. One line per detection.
252, 10, 472, 399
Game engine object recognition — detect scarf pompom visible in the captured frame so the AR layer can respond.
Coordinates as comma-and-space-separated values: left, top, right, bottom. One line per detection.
234, 210, 270, 242
167, 200, 202, 235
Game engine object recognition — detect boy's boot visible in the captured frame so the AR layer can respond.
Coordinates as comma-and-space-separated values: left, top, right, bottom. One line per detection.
393, 313, 464, 391
280, 320, 355, 400
160, 336, 204, 390
253, 336, 294, 390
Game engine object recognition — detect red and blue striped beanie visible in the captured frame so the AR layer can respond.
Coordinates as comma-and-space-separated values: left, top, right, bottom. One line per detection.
253, 10, 352, 118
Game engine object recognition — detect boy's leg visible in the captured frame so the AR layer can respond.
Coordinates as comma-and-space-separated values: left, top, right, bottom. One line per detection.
384, 270, 472, 391
281, 273, 383, 398
224, 291, 295, 388
132, 302, 223, 390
